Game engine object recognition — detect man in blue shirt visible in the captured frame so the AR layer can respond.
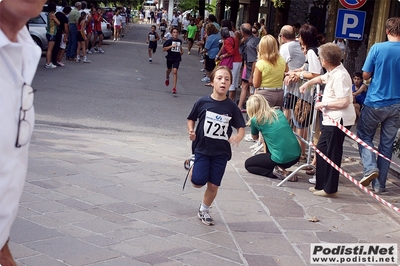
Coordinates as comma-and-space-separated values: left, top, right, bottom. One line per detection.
358, 17, 400, 193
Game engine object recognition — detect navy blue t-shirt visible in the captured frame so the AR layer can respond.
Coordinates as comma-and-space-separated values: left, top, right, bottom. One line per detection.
163, 38, 182, 61
187, 95, 246, 160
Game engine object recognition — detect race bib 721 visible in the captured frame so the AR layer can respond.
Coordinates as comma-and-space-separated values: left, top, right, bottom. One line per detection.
203, 110, 231, 140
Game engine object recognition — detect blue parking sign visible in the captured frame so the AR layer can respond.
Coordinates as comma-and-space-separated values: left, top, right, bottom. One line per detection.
335, 9, 366, 41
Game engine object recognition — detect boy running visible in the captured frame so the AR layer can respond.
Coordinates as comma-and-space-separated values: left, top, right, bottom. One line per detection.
147, 25, 160, 62
187, 19, 197, 55
187, 66, 246, 225
159, 19, 167, 42
163, 28, 183, 94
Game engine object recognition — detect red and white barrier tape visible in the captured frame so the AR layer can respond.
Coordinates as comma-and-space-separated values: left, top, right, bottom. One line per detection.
312, 110, 400, 214
309, 141, 400, 214
321, 111, 400, 169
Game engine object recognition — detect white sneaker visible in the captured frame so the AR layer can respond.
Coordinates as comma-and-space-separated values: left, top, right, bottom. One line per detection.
184, 154, 195, 170
98, 48, 105, 54
201, 77, 210, 83
309, 175, 316, 184
249, 141, 262, 149
113, 38, 116, 41
45, 62, 57, 69
244, 133, 255, 142
198, 206, 214, 226
273, 166, 286, 180
86, 49, 92, 54
76, 56, 80, 62
252, 143, 263, 155
83, 57, 91, 63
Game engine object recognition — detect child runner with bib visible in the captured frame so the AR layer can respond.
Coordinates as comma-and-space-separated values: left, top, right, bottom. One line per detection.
147, 25, 160, 62
163, 27, 183, 94
187, 66, 246, 225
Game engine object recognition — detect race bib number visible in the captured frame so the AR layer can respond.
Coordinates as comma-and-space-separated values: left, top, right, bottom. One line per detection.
160, 26, 166, 31
203, 111, 231, 140
171, 41, 180, 52
149, 34, 155, 41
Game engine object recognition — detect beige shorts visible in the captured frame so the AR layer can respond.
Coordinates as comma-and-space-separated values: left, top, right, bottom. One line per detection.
60, 34, 66, 49
255, 88, 284, 108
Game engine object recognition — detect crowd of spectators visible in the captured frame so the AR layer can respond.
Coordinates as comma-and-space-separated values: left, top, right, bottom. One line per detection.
175, 14, 399, 198
45, 1, 134, 68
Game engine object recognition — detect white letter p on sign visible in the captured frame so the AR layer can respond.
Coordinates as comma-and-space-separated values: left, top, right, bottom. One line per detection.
342, 13, 358, 35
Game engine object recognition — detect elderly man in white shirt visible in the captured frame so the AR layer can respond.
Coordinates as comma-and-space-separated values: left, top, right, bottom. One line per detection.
279, 25, 306, 119
0, 0, 46, 264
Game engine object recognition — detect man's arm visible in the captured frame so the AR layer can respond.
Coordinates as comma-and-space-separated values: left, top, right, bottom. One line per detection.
249, 61, 256, 86
63, 22, 69, 35
362, 71, 372, 80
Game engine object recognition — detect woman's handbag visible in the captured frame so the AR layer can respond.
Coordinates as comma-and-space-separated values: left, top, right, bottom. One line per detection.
294, 98, 312, 127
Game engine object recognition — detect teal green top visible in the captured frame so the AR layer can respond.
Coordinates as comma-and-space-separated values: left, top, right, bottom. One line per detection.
250, 110, 301, 163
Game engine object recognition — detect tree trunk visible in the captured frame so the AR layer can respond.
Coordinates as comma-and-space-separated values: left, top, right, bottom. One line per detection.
273, 0, 291, 38
248, 0, 261, 25
325, 0, 338, 42
230, 0, 239, 25
218, 0, 227, 23
344, 0, 375, 75
199, 0, 206, 20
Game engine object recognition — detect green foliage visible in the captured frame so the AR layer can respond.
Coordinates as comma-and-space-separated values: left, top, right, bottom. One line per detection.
271, 0, 285, 9
90, 0, 141, 8
177, 0, 215, 14
177, 0, 198, 11
208, 0, 217, 13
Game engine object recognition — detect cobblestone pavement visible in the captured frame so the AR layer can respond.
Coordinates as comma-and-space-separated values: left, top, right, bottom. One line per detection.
9, 123, 400, 266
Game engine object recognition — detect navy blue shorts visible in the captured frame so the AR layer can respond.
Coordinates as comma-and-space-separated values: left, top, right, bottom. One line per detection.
166, 59, 180, 70
191, 153, 229, 187
148, 42, 157, 53
46, 34, 56, 42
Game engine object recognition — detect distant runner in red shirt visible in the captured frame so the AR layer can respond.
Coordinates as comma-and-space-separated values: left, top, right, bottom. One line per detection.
91, 7, 105, 54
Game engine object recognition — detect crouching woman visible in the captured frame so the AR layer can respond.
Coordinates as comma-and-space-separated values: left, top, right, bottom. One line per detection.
245, 94, 301, 180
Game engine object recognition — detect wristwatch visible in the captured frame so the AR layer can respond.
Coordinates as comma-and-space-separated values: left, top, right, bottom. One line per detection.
323, 102, 328, 107
300, 71, 304, 80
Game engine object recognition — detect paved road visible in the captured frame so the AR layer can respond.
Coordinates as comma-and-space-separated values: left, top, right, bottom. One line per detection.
9, 23, 400, 266
32, 23, 210, 137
